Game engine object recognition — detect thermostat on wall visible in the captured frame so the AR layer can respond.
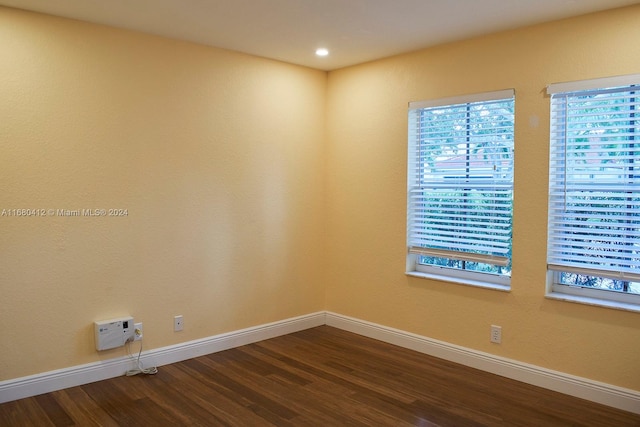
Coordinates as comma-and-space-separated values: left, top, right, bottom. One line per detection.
94, 316, 135, 351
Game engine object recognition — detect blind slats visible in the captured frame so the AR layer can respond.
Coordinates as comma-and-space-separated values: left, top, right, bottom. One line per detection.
408, 92, 514, 262
547, 82, 640, 278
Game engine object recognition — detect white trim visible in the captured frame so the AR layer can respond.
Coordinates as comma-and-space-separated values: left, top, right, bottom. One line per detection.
412, 264, 511, 289
546, 73, 640, 94
408, 88, 514, 110
2, 310, 639, 416
0, 312, 326, 404
546, 290, 640, 314
325, 312, 640, 415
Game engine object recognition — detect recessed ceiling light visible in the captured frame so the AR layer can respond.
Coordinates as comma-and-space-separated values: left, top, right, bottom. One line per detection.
315, 48, 329, 57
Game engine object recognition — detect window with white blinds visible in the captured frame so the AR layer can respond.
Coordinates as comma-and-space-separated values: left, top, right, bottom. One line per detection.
407, 90, 514, 286
547, 75, 640, 302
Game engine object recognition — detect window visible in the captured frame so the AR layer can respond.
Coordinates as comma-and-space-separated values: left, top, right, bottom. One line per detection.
547, 74, 640, 308
407, 90, 515, 289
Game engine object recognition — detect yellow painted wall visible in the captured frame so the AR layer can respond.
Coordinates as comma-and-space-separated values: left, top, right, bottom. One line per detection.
0, 7, 326, 379
325, 5, 640, 391
1, 3, 639, 394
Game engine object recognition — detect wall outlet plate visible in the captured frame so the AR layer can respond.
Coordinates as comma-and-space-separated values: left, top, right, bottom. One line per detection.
174, 315, 183, 332
490, 325, 502, 344
134, 322, 143, 341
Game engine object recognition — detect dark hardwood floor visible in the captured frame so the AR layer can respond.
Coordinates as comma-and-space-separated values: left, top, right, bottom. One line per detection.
1, 326, 639, 426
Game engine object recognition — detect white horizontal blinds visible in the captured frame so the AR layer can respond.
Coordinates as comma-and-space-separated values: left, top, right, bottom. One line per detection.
408, 90, 514, 266
548, 80, 640, 281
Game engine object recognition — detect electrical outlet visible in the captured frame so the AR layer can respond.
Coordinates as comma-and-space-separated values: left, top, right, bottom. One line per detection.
490, 325, 502, 344
174, 315, 183, 332
134, 322, 143, 341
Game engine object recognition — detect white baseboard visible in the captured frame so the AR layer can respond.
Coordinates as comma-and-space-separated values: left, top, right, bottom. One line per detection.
325, 311, 640, 415
2, 310, 638, 416
0, 312, 326, 404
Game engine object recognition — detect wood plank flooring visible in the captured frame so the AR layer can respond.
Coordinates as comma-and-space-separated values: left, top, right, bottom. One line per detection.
1, 326, 639, 426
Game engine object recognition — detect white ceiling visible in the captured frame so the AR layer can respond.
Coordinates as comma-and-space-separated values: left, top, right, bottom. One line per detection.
1, 0, 639, 70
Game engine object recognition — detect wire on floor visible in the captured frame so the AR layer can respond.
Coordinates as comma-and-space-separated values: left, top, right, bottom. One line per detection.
125, 339, 158, 376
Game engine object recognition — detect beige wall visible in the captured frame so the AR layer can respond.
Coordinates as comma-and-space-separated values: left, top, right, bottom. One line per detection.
325, 5, 640, 391
1, 4, 639, 393
0, 7, 326, 379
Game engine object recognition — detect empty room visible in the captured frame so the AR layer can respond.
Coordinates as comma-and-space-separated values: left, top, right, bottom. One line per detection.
1, 0, 639, 425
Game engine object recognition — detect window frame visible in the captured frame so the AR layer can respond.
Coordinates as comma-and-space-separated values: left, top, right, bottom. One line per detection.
406, 89, 515, 290
546, 74, 640, 311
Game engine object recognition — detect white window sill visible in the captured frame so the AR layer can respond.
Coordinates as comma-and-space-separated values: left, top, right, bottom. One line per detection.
545, 291, 640, 313
406, 271, 510, 292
